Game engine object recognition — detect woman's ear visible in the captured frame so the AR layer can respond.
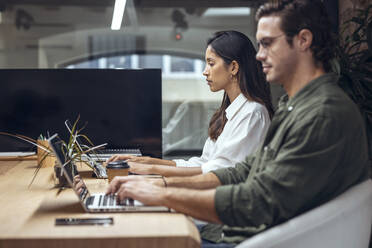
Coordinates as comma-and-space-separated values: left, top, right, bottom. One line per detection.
230, 60, 239, 76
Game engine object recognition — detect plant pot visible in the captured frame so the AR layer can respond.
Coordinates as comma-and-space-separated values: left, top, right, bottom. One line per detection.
37, 139, 56, 168
53, 161, 77, 188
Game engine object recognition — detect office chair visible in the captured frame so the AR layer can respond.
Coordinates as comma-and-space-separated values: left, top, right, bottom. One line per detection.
236, 179, 372, 248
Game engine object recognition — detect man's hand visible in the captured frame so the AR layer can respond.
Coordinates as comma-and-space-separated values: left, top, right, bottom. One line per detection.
105, 175, 221, 223
73, 175, 86, 194
106, 176, 166, 205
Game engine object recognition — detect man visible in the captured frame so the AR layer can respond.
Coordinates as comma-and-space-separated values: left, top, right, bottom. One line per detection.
106, 0, 370, 246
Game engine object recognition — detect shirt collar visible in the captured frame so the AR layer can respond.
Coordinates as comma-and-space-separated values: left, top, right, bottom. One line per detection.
225, 93, 248, 120
278, 73, 339, 110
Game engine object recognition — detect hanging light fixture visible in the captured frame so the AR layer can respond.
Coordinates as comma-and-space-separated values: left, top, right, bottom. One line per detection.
111, 0, 127, 30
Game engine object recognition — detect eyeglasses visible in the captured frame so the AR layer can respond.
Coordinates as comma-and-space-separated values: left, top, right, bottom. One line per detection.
257, 34, 286, 51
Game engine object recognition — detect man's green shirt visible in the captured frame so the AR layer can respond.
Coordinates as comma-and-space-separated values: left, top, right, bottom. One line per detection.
201, 73, 370, 244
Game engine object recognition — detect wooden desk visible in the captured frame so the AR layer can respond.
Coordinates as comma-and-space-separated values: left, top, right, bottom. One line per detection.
0, 160, 200, 248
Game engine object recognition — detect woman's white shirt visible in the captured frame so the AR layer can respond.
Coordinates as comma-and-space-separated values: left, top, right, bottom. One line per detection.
173, 93, 271, 173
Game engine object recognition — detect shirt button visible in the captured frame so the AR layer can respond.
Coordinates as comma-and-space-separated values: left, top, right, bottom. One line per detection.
288, 106, 293, 111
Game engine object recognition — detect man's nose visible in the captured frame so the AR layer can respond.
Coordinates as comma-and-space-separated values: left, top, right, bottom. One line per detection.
256, 47, 266, 62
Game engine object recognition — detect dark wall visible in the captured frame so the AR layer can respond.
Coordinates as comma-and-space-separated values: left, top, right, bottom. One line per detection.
324, 0, 339, 33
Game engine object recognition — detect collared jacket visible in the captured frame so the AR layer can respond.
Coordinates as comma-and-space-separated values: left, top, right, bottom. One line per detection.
201, 73, 370, 244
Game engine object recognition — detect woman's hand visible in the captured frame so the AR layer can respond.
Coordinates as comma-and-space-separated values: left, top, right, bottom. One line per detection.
106, 155, 176, 166
106, 155, 155, 164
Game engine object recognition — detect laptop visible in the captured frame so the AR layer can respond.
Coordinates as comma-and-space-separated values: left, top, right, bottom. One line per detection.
48, 133, 169, 212
64, 119, 142, 163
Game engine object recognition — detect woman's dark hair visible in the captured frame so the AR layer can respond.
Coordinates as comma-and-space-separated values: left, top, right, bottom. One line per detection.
255, 0, 336, 72
207, 30, 274, 141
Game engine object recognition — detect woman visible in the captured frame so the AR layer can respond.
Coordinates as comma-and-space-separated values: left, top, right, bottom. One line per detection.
107, 31, 274, 177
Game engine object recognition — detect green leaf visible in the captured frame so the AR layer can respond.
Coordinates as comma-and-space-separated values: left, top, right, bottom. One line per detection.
367, 21, 372, 53
351, 17, 364, 25
353, 32, 361, 41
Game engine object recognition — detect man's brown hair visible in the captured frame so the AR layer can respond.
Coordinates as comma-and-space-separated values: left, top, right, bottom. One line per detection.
256, 0, 336, 71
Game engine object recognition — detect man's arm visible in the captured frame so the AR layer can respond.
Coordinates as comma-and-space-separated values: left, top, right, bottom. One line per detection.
105, 156, 253, 223
163, 187, 221, 223
106, 176, 222, 223
213, 115, 364, 228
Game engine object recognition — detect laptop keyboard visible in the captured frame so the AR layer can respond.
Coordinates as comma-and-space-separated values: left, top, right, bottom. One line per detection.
86, 196, 94, 206
84, 193, 167, 212
99, 148, 141, 155
87, 194, 135, 208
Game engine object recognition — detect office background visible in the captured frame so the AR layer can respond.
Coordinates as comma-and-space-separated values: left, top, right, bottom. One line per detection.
0, 0, 361, 158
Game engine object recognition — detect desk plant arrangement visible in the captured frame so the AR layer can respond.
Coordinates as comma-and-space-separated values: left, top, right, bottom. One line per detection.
336, 4, 372, 170
0, 116, 106, 187
335, 6, 372, 248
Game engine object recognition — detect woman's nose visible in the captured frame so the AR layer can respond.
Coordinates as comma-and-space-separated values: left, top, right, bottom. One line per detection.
203, 67, 208, 76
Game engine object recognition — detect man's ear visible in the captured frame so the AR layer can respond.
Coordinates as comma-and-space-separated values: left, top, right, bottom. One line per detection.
230, 60, 239, 76
297, 29, 313, 51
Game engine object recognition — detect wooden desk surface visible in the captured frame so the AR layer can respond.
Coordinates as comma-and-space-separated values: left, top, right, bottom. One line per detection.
0, 160, 200, 248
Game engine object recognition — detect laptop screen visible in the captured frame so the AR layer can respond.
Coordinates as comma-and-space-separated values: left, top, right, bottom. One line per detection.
48, 134, 90, 201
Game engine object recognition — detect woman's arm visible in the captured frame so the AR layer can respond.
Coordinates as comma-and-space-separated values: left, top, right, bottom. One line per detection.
152, 164, 203, 177
131, 157, 176, 166
129, 162, 202, 177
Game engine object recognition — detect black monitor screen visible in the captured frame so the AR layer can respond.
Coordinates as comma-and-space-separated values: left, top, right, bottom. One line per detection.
0, 69, 162, 157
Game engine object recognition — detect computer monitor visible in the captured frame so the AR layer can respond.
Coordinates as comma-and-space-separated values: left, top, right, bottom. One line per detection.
0, 69, 162, 158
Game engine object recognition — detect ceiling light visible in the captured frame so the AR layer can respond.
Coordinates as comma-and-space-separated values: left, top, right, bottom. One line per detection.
203, 7, 250, 17
111, 0, 127, 30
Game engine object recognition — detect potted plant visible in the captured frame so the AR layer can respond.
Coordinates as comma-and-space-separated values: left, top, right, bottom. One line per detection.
335, 4, 372, 174
0, 116, 106, 187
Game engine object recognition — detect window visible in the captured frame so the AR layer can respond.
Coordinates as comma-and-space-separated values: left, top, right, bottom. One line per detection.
170, 57, 194, 72
138, 55, 163, 70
